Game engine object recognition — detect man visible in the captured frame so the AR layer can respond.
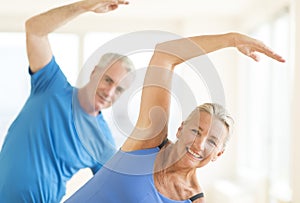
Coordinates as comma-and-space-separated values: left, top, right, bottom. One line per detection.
0, 0, 134, 202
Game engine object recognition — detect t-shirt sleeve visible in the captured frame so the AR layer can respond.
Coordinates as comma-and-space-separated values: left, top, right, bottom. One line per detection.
91, 163, 103, 175
29, 56, 69, 95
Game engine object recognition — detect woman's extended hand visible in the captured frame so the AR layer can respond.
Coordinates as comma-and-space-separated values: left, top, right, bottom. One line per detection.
232, 32, 285, 62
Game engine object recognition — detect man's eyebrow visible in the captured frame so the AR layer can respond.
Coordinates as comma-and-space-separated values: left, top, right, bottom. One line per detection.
104, 75, 114, 83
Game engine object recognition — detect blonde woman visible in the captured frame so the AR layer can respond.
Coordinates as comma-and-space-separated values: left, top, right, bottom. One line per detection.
66, 32, 285, 203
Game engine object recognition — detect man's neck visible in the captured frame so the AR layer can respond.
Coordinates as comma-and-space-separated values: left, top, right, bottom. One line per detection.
77, 87, 99, 117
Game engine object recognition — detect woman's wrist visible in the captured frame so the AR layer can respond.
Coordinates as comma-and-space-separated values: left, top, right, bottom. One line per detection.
225, 32, 239, 48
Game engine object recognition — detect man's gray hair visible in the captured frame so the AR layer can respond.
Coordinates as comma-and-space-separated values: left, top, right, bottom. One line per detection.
96, 53, 135, 72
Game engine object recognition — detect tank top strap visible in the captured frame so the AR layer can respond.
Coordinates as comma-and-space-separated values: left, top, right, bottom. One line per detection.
158, 138, 169, 150
189, 192, 204, 202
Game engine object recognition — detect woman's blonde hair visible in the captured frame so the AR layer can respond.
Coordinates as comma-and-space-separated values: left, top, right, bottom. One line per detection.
185, 103, 234, 148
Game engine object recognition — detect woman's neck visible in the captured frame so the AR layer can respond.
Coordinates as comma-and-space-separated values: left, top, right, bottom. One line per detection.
155, 143, 197, 179
154, 144, 201, 200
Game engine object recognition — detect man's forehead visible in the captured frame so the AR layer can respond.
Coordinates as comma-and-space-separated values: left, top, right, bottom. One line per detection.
104, 61, 127, 73
104, 69, 134, 88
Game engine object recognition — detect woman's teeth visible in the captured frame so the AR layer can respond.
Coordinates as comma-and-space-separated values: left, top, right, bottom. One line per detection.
187, 147, 203, 159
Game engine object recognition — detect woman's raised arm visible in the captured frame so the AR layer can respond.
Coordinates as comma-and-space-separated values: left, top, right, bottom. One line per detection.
121, 32, 285, 152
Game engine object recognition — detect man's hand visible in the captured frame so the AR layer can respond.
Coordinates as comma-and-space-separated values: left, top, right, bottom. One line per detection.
83, 0, 129, 13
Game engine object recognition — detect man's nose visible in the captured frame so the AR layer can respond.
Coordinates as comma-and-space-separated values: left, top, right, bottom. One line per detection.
103, 85, 116, 98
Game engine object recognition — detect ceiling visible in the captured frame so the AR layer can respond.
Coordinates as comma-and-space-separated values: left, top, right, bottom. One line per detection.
0, 0, 289, 33
1, 0, 257, 18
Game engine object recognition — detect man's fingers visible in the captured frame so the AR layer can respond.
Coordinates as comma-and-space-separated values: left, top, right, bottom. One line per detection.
117, 0, 129, 5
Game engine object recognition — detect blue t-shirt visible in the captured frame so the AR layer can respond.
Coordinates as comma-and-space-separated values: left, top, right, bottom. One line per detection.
65, 147, 197, 203
0, 57, 116, 202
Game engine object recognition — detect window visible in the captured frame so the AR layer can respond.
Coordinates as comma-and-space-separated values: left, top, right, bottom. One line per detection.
49, 33, 80, 86
0, 33, 28, 148
0, 32, 79, 149
237, 11, 292, 203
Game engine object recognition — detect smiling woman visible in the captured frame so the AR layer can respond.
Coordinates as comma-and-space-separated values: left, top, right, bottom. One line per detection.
66, 32, 284, 203
169, 105, 232, 170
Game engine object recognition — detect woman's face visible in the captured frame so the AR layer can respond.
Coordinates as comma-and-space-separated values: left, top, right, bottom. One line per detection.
175, 111, 228, 169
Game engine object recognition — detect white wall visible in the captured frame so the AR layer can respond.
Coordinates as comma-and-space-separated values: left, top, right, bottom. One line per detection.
291, 0, 300, 202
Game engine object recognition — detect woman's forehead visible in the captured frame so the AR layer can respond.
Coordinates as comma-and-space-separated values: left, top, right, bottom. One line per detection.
186, 111, 212, 126
186, 111, 227, 135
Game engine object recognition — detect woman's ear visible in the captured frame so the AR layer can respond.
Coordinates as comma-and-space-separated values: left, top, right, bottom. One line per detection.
176, 122, 184, 139
212, 149, 225, 162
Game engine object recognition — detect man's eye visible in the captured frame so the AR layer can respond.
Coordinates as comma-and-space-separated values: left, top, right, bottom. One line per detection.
116, 87, 124, 94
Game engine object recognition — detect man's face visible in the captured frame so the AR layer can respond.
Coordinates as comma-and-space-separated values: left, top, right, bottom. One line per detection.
91, 61, 132, 111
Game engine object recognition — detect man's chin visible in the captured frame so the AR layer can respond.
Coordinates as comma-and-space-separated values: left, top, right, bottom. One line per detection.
94, 104, 103, 112
95, 103, 110, 111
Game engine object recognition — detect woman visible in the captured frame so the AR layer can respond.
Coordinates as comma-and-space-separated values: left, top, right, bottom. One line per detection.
66, 32, 285, 203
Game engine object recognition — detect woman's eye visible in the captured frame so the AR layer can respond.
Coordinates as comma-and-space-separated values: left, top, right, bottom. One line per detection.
207, 139, 217, 147
191, 129, 199, 135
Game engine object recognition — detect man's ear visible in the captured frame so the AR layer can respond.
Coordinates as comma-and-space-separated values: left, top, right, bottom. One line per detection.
212, 149, 225, 162
90, 67, 97, 80
176, 122, 184, 139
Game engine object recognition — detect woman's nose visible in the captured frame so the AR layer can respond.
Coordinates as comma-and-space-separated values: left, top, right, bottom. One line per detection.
193, 136, 206, 151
